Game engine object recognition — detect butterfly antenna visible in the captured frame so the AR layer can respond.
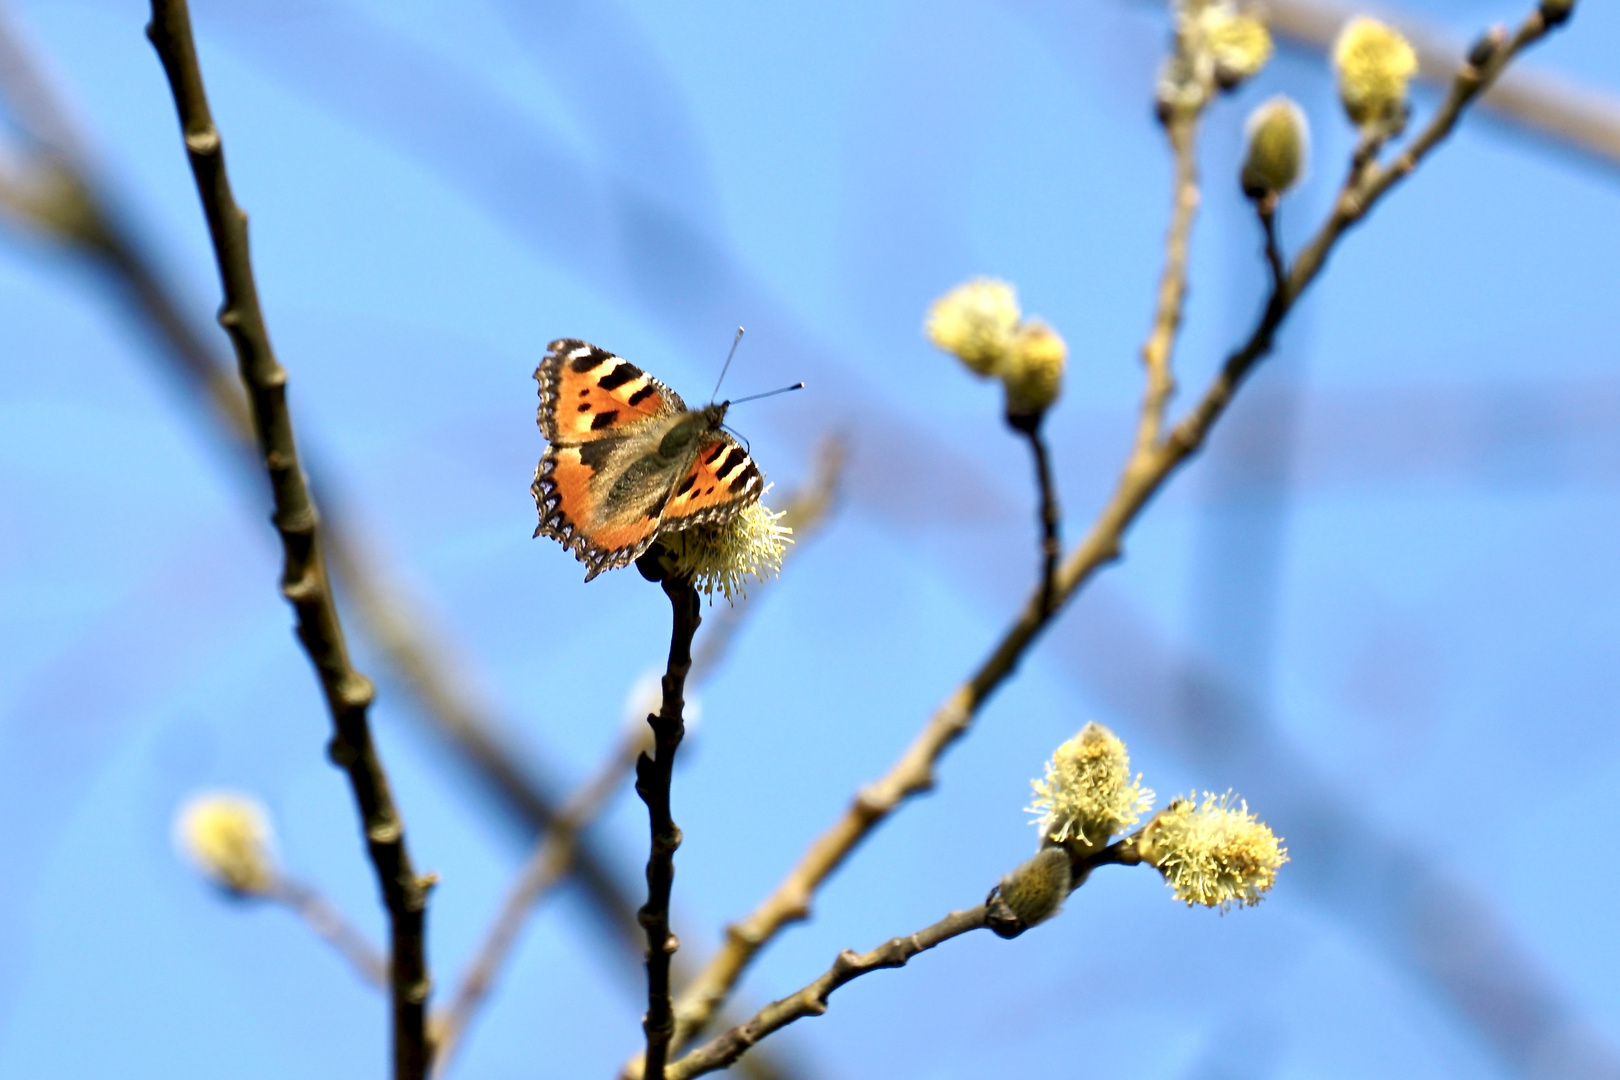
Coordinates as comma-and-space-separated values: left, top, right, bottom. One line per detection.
726, 382, 804, 406
710, 326, 745, 404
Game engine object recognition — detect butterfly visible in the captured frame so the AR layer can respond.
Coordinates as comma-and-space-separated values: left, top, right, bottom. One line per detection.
532, 338, 766, 580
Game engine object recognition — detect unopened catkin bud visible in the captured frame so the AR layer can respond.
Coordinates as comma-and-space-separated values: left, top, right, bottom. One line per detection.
175, 792, 277, 895
925, 278, 1020, 377
1002, 320, 1067, 420
1241, 96, 1309, 200
997, 846, 1072, 928
1333, 17, 1417, 129
1540, 0, 1574, 25
1205, 9, 1273, 89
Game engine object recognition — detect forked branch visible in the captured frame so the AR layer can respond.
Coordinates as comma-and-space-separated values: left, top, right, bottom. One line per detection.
661, 1, 1567, 1057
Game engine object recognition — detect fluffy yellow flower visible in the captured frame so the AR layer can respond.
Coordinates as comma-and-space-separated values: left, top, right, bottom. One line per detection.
1139, 791, 1287, 910
175, 792, 277, 895
1001, 320, 1067, 419
1028, 722, 1154, 850
1333, 17, 1418, 128
1241, 96, 1309, 199
925, 278, 1020, 377
1204, 8, 1273, 88
663, 498, 792, 602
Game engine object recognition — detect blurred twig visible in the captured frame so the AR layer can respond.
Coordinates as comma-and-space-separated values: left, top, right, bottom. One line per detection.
1258, 0, 1620, 170
429, 724, 648, 1074
661, 0, 1566, 1057
146, 2, 432, 1076
270, 875, 390, 990
690, 436, 846, 683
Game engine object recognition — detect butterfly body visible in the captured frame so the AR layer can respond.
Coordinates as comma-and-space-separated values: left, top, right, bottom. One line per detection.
532, 339, 764, 580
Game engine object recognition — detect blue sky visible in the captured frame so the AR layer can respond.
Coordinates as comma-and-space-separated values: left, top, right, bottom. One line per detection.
0, 1, 1617, 1078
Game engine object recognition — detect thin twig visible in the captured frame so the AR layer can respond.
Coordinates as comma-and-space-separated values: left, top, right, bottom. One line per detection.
1018, 423, 1061, 616
429, 724, 646, 1074
1258, 199, 1284, 293
145, 4, 431, 1077
270, 876, 390, 989
1135, 107, 1202, 456
668, 823, 1157, 1078
663, 3, 1563, 1054
635, 569, 703, 1080
667, 906, 991, 1080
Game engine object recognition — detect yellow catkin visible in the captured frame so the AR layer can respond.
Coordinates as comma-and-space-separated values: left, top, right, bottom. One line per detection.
1205, 9, 1273, 88
176, 792, 276, 894
664, 499, 792, 602
1140, 792, 1287, 910
1333, 17, 1418, 128
925, 278, 1021, 377
1002, 320, 1068, 418
1028, 722, 1154, 849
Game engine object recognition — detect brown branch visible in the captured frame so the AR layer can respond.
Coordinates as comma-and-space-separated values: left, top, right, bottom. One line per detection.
1258, 0, 1620, 170
663, 2, 1565, 1054
270, 875, 390, 989
1135, 108, 1202, 456
429, 723, 646, 1074
145, 3, 431, 1077
1016, 423, 1061, 616
668, 906, 991, 1080
669, 825, 1164, 1079
631, 565, 703, 1080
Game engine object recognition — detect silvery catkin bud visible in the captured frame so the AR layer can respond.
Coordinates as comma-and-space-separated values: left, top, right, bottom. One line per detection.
1241, 96, 1309, 200
995, 846, 1072, 931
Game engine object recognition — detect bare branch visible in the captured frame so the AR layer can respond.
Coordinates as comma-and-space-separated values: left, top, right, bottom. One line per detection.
667, 906, 991, 1080
631, 567, 703, 1080
145, 3, 431, 1075
664, 1, 1566, 1054
429, 724, 646, 1074
270, 876, 390, 990
1136, 109, 1202, 456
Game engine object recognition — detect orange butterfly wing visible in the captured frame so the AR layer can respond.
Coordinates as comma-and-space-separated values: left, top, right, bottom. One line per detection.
532, 340, 766, 580
534, 338, 681, 444
661, 433, 765, 529
533, 443, 668, 579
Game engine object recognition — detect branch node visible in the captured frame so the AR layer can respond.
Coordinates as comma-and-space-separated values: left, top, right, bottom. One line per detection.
183, 126, 219, 154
